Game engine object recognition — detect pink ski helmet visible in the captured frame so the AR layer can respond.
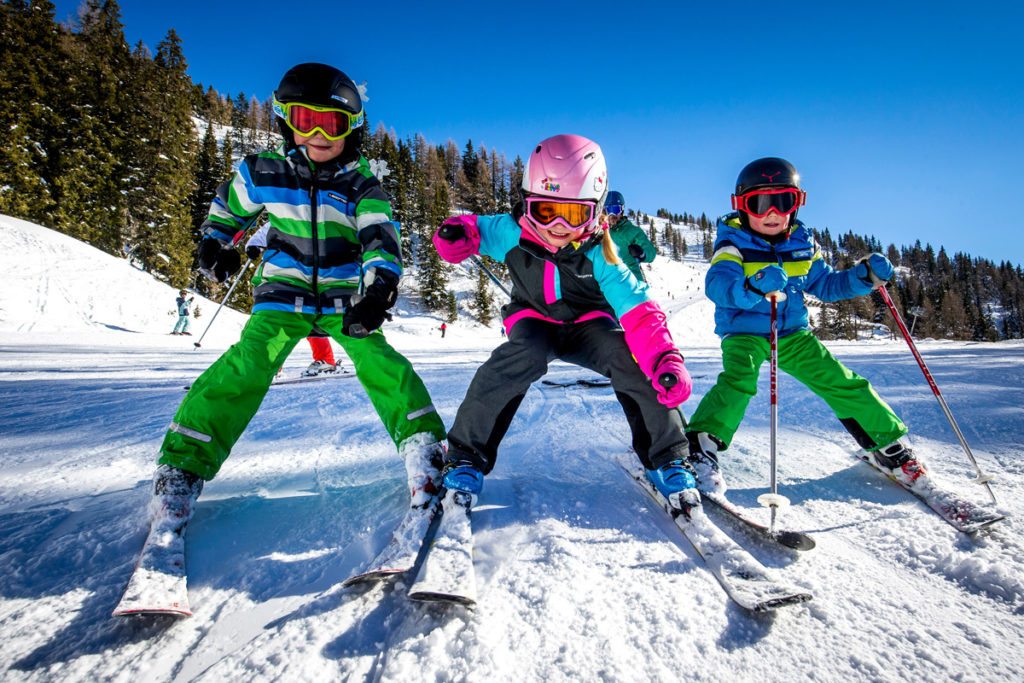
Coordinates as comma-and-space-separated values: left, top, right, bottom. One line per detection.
519, 134, 608, 250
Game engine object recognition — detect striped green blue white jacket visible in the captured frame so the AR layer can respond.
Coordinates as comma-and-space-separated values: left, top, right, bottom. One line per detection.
202, 143, 401, 315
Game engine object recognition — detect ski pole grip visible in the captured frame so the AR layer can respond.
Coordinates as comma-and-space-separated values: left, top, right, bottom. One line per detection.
765, 290, 787, 302
658, 372, 678, 389
856, 256, 888, 289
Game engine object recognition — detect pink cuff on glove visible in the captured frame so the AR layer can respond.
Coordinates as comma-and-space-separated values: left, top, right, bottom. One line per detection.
433, 215, 481, 264
620, 301, 677, 377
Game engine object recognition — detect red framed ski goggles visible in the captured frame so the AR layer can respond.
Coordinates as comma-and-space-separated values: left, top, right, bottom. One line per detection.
731, 187, 806, 218
273, 98, 364, 141
525, 198, 598, 232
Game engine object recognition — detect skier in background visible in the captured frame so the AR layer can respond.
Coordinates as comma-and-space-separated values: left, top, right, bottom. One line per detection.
684, 157, 923, 496
146, 63, 447, 535
171, 290, 194, 335
433, 134, 696, 511
439, 322, 447, 338
246, 225, 342, 377
605, 191, 656, 282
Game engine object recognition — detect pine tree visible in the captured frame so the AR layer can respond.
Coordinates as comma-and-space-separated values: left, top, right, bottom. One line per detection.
416, 173, 451, 311
472, 260, 495, 325
122, 28, 197, 286
50, 0, 133, 251
192, 120, 220, 240
0, 0, 63, 223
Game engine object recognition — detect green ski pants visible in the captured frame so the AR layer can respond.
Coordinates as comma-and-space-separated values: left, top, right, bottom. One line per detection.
159, 310, 446, 480
687, 330, 907, 451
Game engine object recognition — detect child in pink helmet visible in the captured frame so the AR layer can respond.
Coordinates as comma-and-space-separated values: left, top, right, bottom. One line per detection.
433, 134, 697, 511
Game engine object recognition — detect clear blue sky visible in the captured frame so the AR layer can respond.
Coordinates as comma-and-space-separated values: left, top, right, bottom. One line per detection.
55, 0, 1024, 265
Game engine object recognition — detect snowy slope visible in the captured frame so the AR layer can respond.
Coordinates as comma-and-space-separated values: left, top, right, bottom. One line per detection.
0, 214, 248, 346
1, 217, 1022, 682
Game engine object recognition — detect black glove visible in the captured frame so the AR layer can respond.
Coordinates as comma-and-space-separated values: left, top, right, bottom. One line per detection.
628, 244, 645, 260
245, 245, 262, 262
197, 237, 241, 283
342, 270, 398, 338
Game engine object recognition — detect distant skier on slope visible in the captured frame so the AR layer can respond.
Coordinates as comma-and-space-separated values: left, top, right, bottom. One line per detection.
683, 157, 925, 495
171, 290, 194, 335
604, 190, 656, 282
433, 134, 696, 511
147, 63, 447, 539
245, 225, 343, 377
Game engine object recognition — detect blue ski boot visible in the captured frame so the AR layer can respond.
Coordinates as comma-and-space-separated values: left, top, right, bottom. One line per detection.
442, 462, 484, 508
645, 459, 701, 512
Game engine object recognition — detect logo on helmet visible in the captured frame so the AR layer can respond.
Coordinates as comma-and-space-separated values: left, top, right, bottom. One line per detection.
762, 171, 781, 182
331, 94, 350, 105
594, 175, 605, 192
542, 178, 561, 193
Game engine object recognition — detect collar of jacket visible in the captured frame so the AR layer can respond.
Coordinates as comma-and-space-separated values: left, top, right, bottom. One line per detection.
281, 142, 362, 182
720, 211, 807, 248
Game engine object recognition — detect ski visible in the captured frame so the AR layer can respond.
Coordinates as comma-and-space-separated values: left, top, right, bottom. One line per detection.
341, 494, 442, 587
407, 489, 477, 606
270, 370, 353, 387
541, 377, 611, 388
701, 490, 816, 551
112, 514, 191, 617
184, 370, 353, 391
857, 453, 1005, 533
619, 457, 812, 612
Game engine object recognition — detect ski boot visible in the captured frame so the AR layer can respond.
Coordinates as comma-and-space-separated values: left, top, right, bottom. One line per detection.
645, 459, 700, 513
151, 464, 204, 531
302, 360, 337, 377
398, 433, 445, 508
870, 441, 928, 489
442, 461, 484, 508
686, 431, 728, 496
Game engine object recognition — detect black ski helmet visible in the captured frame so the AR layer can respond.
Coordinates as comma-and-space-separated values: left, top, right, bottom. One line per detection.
734, 157, 801, 195
732, 157, 804, 227
274, 63, 364, 163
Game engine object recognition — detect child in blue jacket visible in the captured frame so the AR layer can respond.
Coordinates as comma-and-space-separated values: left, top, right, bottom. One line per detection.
685, 157, 924, 495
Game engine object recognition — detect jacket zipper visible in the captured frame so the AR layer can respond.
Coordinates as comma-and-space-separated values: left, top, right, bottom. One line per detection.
309, 177, 320, 315
774, 247, 785, 333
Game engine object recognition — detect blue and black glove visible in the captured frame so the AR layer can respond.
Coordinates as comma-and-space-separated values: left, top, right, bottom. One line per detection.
855, 253, 894, 286
342, 269, 398, 338
197, 237, 241, 283
745, 264, 788, 296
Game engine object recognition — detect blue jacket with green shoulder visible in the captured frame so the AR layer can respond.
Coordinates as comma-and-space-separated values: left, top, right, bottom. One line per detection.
706, 213, 873, 338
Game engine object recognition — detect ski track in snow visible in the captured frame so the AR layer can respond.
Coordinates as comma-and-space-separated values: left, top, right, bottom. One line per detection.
2, 215, 1023, 682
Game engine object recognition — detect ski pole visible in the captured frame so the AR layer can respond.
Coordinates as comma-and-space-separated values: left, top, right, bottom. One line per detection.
192, 261, 252, 349
757, 292, 790, 532
472, 255, 512, 299
873, 281, 997, 503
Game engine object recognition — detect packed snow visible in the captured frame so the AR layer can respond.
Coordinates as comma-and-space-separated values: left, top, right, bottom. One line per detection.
1, 214, 1022, 682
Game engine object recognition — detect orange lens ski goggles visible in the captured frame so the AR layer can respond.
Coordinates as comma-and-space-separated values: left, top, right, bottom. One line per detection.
526, 198, 596, 230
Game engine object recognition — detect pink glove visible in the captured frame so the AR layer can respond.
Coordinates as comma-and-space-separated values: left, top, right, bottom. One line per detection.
652, 353, 692, 408
433, 215, 481, 264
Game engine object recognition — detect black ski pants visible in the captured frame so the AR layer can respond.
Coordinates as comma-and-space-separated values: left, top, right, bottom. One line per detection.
446, 317, 689, 473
